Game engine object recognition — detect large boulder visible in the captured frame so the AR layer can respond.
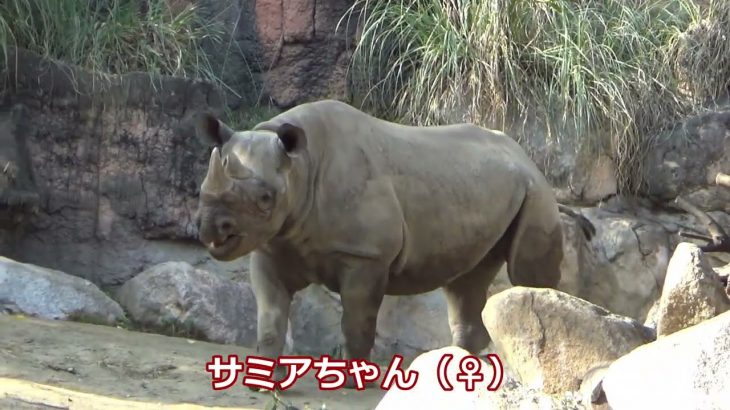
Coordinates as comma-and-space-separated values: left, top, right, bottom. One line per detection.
116, 261, 257, 346
483, 287, 655, 394
0, 257, 124, 325
656, 243, 730, 337
602, 310, 730, 409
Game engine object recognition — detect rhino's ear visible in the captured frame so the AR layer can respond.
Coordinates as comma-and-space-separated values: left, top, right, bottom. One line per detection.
276, 123, 306, 156
195, 113, 235, 147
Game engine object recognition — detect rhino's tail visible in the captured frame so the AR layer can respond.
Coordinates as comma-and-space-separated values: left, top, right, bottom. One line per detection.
504, 184, 564, 289
557, 204, 596, 241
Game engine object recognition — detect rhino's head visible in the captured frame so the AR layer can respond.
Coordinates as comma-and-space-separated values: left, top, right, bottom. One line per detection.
193, 113, 305, 261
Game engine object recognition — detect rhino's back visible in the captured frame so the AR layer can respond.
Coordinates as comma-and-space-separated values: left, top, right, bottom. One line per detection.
290, 99, 542, 184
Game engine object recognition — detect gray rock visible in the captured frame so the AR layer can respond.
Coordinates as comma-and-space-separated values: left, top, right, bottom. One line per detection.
288, 284, 452, 360
656, 243, 730, 337
603, 310, 730, 409
117, 261, 256, 346
483, 287, 654, 394
0, 256, 124, 325
643, 109, 730, 213
288, 284, 343, 356
374, 290, 453, 360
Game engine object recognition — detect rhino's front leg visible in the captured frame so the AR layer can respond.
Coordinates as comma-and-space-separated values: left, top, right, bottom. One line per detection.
250, 251, 304, 386
338, 264, 387, 389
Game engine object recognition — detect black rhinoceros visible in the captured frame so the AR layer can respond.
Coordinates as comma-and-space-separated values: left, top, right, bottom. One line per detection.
193, 99, 567, 383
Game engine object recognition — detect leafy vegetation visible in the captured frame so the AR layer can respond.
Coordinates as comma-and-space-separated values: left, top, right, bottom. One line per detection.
346, 0, 729, 193
0, 0, 228, 90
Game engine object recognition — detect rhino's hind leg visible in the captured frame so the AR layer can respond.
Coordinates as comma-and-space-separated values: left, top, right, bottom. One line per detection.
506, 185, 564, 288
443, 254, 504, 354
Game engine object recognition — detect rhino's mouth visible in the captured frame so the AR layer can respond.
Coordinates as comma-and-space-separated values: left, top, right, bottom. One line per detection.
206, 234, 242, 258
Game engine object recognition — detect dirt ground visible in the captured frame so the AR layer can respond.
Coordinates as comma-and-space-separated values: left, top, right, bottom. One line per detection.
0, 315, 387, 410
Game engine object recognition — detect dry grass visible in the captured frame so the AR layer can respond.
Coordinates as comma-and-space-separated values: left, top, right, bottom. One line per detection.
0, 0, 230, 92
672, 0, 730, 104
344, 0, 730, 194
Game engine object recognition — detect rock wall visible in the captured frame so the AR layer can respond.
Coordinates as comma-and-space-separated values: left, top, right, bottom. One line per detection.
643, 109, 730, 213
0, 48, 247, 287
196, 0, 357, 108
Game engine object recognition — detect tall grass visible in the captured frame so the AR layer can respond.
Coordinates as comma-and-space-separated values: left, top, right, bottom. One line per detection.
347, 0, 705, 194
0, 0, 229, 91
673, 0, 730, 104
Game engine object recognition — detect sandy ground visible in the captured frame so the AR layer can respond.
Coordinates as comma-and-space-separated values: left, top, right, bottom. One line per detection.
0, 315, 386, 410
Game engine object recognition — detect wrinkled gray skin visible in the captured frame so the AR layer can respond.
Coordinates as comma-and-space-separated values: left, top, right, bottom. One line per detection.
194, 100, 564, 387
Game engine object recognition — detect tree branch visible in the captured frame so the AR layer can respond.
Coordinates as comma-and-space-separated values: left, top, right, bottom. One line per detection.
674, 196, 730, 253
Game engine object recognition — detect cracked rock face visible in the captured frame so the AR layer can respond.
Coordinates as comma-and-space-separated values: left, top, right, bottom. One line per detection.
482, 287, 655, 394
656, 243, 730, 337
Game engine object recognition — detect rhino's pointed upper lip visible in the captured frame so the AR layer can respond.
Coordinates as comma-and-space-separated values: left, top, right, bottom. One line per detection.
206, 234, 243, 258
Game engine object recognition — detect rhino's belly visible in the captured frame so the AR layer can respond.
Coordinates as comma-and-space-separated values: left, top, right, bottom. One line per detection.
384, 228, 507, 295
383, 194, 520, 296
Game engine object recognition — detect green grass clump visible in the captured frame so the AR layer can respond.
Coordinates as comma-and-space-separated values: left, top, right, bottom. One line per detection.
223, 104, 282, 131
0, 0, 228, 90
346, 0, 708, 193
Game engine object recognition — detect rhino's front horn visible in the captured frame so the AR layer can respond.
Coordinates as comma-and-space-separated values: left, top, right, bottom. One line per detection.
202, 147, 233, 193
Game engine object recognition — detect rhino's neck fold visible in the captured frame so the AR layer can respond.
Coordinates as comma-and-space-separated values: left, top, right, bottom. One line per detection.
274, 150, 320, 241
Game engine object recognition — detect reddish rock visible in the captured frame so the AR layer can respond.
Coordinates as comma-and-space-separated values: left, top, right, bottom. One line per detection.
255, 0, 283, 46
284, 0, 314, 41
264, 41, 349, 107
